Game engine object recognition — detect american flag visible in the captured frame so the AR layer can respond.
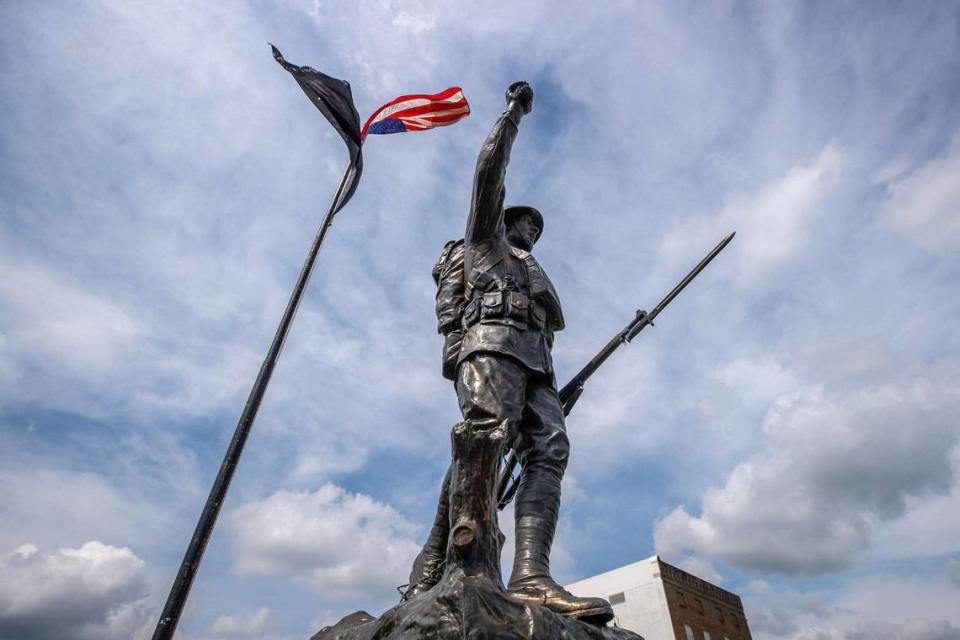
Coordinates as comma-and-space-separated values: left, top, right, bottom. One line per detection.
361, 87, 470, 141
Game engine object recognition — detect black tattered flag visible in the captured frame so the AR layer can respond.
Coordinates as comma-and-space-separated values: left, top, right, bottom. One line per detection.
271, 44, 363, 214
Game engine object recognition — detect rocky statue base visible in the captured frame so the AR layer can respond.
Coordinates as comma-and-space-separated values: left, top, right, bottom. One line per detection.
310, 422, 641, 640
309, 570, 642, 640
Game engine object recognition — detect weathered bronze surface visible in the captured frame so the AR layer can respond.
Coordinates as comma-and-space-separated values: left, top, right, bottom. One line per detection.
310, 82, 643, 640
409, 80, 615, 624
310, 578, 642, 640
304, 75, 742, 639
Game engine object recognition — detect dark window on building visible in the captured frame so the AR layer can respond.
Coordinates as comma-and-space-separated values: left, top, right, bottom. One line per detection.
677, 591, 687, 607
716, 606, 724, 624
609, 591, 626, 605
695, 598, 704, 613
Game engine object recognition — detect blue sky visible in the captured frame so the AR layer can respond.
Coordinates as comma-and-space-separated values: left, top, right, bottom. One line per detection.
1, 2, 959, 639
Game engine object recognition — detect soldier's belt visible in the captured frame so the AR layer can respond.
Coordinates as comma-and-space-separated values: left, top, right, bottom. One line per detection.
463, 290, 547, 330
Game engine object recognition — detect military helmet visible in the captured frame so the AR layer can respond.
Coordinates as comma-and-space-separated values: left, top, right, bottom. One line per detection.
504, 205, 544, 243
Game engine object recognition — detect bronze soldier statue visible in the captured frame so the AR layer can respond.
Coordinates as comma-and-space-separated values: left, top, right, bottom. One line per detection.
406, 81, 614, 625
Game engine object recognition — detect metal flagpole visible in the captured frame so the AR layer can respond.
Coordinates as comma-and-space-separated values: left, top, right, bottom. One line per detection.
151, 164, 352, 640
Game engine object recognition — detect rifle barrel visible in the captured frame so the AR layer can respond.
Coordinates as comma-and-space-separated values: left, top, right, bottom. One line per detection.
628, 231, 735, 340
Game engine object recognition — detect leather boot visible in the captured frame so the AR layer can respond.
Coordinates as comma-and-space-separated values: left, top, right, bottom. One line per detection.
506, 466, 614, 624
402, 469, 450, 600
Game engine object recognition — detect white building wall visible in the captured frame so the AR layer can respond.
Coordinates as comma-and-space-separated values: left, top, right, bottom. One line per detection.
566, 556, 674, 640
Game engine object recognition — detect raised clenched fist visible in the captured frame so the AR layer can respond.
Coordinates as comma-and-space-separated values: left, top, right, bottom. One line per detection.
505, 81, 533, 115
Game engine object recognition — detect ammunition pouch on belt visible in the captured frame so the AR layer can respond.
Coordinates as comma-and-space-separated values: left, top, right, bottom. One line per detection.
463, 290, 547, 331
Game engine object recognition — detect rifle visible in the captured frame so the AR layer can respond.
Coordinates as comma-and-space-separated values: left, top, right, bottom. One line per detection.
495, 231, 735, 510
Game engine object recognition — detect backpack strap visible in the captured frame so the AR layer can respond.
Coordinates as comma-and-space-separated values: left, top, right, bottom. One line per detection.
434, 239, 466, 335
432, 239, 462, 285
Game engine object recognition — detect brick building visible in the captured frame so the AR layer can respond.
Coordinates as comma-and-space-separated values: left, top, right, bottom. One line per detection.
566, 556, 752, 640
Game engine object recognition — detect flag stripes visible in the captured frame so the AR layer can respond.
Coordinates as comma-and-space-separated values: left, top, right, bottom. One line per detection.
362, 87, 470, 140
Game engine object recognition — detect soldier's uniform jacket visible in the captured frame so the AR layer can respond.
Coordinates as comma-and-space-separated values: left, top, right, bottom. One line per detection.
434, 109, 564, 376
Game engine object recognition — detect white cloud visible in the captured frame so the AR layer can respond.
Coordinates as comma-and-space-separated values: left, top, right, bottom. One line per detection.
870, 155, 913, 184
792, 620, 960, 640
654, 382, 959, 573
882, 138, 960, 252
868, 455, 960, 561
747, 574, 960, 640
747, 585, 840, 638
712, 358, 800, 406
0, 254, 262, 421
227, 484, 421, 601
659, 144, 845, 290
0, 260, 140, 376
673, 554, 725, 585
725, 144, 844, 281
0, 468, 168, 552
209, 607, 272, 637
0, 542, 152, 640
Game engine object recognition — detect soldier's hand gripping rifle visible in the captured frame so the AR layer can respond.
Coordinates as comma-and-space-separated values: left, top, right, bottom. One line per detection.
495, 231, 736, 510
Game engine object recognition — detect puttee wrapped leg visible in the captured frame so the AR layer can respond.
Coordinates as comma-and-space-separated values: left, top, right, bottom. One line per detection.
403, 467, 451, 600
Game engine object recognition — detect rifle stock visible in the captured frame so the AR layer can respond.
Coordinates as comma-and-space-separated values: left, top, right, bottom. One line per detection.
561, 383, 583, 417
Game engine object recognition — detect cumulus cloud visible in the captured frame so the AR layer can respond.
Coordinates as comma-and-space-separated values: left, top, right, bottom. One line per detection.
744, 575, 960, 640
748, 586, 840, 637
673, 554, 725, 585
793, 620, 960, 640
654, 382, 959, 573
228, 484, 421, 600
0, 542, 151, 640
869, 462, 960, 561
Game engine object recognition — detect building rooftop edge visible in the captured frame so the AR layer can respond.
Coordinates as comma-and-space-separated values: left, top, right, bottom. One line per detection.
656, 557, 743, 606
567, 555, 743, 608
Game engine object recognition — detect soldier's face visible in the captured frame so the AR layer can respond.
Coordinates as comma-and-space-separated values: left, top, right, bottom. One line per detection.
507, 213, 539, 250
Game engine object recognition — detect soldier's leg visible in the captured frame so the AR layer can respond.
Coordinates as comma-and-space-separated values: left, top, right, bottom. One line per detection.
405, 354, 526, 599
456, 353, 528, 428
507, 374, 614, 623
509, 377, 568, 585
455, 354, 526, 574
403, 466, 450, 600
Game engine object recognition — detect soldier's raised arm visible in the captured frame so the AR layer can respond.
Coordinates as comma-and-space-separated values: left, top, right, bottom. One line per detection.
465, 82, 533, 249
